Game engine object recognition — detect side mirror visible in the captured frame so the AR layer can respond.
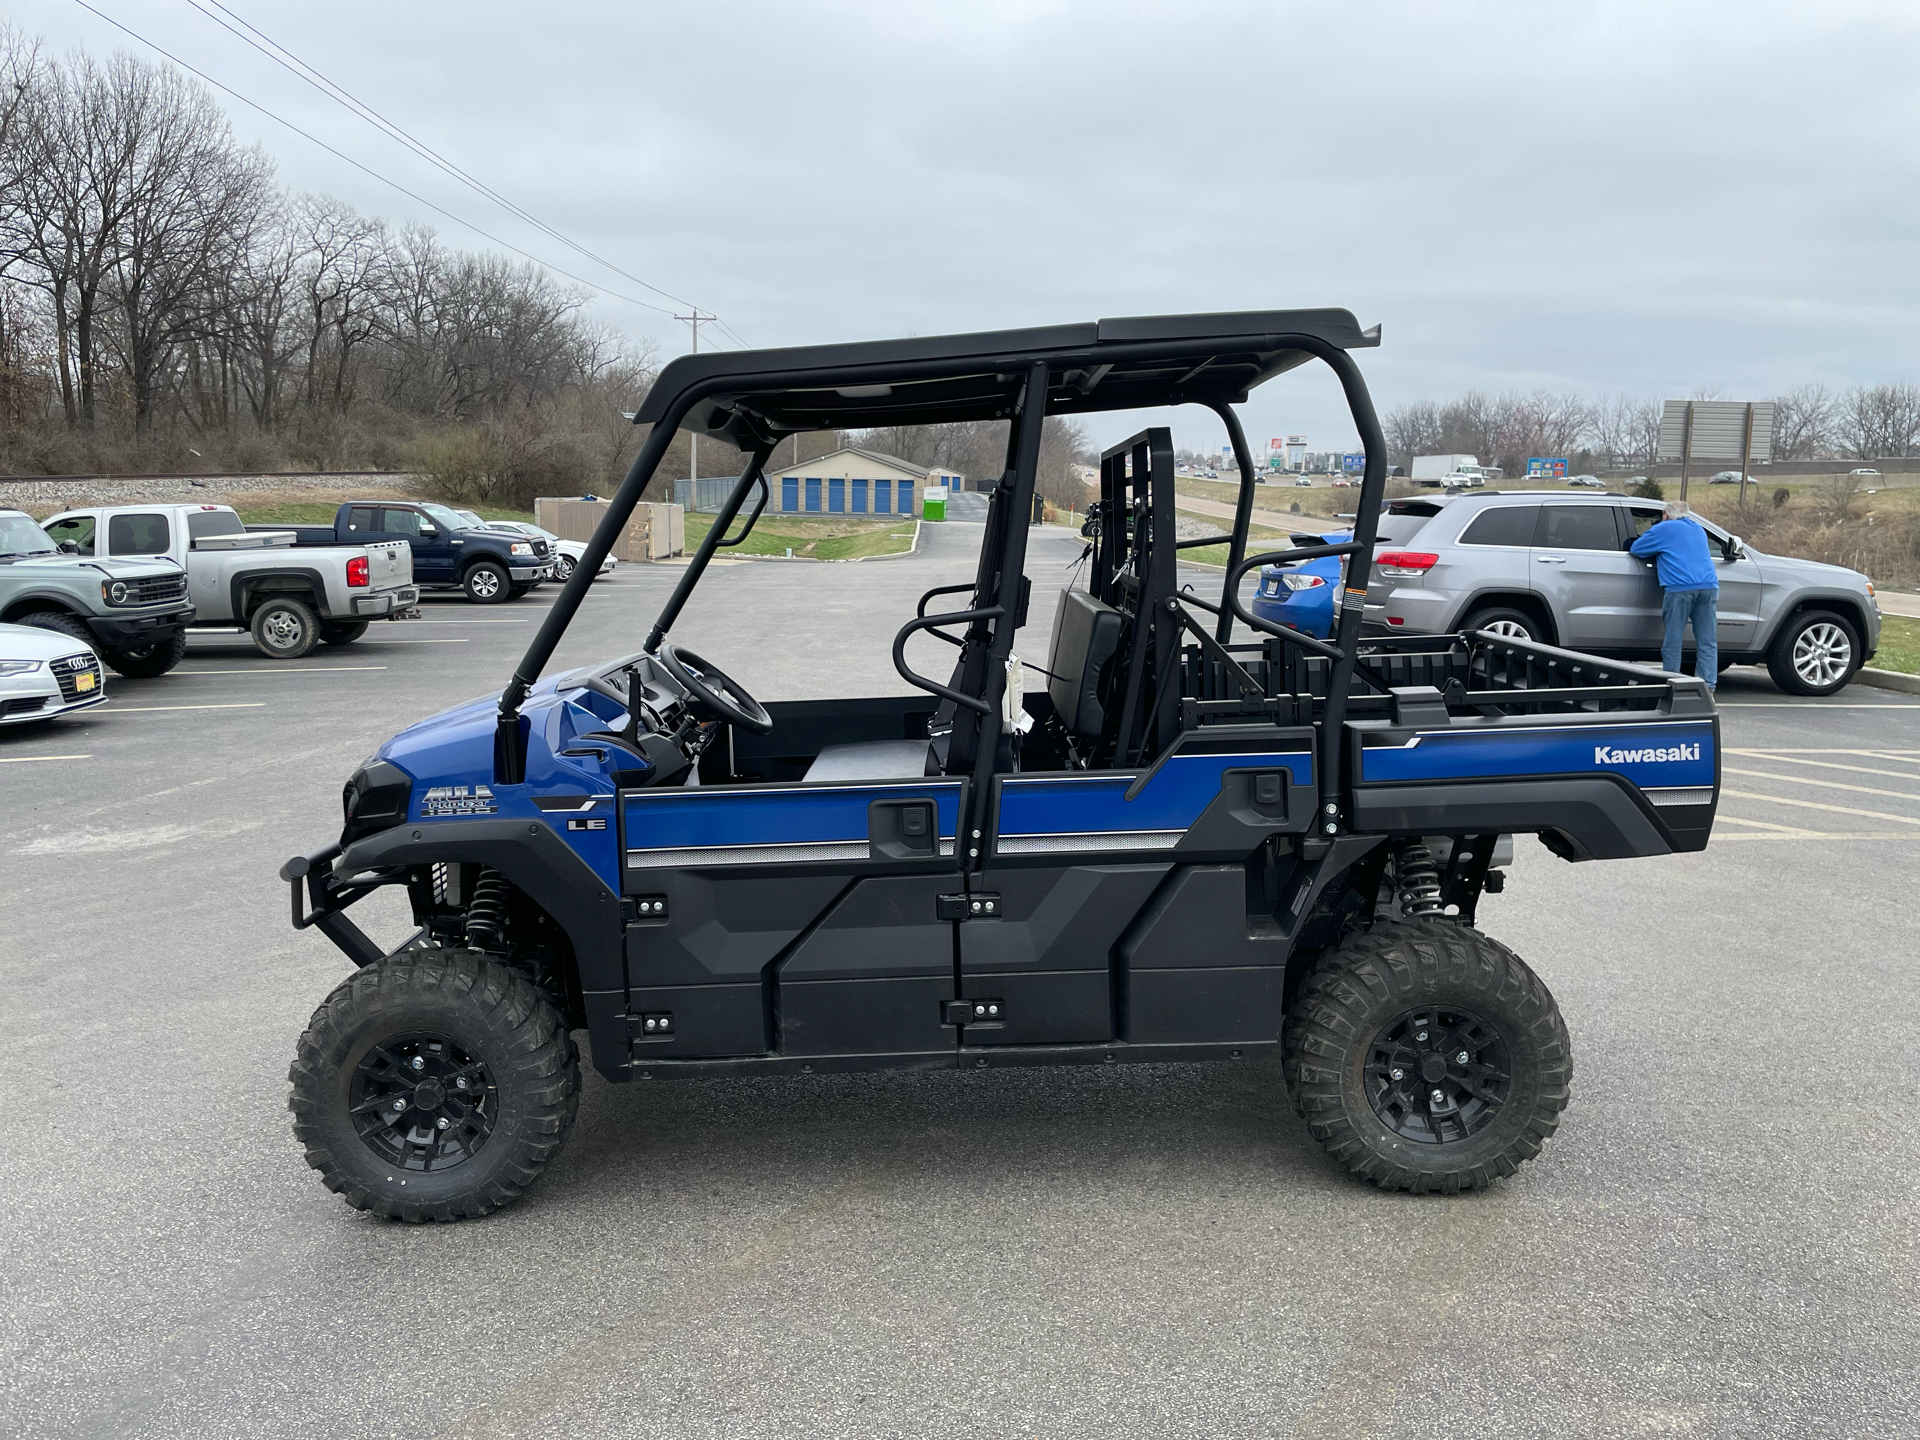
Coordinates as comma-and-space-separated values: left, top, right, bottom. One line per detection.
58, 540, 79, 554
1724, 535, 1746, 561
418, 525, 437, 537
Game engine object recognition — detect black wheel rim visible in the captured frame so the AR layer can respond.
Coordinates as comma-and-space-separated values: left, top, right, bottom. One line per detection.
348, 1033, 497, 1172
1365, 1005, 1511, 1144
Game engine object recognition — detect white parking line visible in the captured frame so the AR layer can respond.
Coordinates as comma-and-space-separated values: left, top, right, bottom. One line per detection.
1717, 815, 1817, 833
1725, 751, 1920, 782
171, 667, 388, 676
356, 638, 471, 644
1717, 703, 1920, 709
1722, 766, 1920, 802
1718, 788, 1920, 828
391, 619, 530, 625
0, 753, 91, 763
97, 703, 267, 713
1716, 831, 1920, 842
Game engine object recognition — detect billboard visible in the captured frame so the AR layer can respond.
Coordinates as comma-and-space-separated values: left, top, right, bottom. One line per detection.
1342, 453, 1366, 473
1657, 401, 1774, 462
1270, 438, 1284, 451
1527, 457, 1568, 478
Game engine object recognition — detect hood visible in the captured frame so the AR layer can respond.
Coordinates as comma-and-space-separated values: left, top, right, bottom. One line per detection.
378, 673, 570, 777
0, 619, 98, 661
5, 554, 184, 578
1749, 549, 1870, 589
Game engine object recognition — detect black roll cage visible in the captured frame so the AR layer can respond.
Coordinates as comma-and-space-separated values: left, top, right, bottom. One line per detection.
492, 309, 1389, 829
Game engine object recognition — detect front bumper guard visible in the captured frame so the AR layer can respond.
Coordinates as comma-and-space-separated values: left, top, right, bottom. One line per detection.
281, 842, 407, 968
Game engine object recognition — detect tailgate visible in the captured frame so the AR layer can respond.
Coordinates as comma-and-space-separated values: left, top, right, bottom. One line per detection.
364, 541, 413, 588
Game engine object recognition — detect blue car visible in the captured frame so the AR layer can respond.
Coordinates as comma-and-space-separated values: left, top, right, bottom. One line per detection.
1248, 530, 1348, 639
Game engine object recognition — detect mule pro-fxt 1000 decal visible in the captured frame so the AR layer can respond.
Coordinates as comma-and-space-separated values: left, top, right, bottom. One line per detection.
1359, 719, 1716, 790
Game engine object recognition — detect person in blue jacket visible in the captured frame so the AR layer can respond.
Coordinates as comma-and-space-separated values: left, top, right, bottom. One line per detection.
1630, 499, 1721, 687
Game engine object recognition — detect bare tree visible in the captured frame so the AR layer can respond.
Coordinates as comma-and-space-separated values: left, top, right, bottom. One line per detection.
1770, 383, 1834, 461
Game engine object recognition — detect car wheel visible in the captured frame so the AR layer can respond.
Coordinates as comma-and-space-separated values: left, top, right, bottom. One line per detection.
319, 621, 369, 646
463, 560, 511, 604
1766, 610, 1860, 697
288, 949, 581, 1222
1461, 606, 1542, 643
102, 630, 189, 678
552, 554, 576, 582
1283, 918, 1571, 1194
250, 597, 320, 659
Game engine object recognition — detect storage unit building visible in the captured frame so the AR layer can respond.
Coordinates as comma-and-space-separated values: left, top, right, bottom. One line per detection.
765, 448, 962, 517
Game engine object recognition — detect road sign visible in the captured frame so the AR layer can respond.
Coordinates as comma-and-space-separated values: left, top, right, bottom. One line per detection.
1270, 438, 1284, 450
1342, 453, 1365, 473
1527, 457, 1568, 478
1658, 400, 1774, 500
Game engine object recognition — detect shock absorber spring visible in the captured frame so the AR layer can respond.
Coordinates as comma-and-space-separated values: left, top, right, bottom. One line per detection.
1395, 843, 1444, 917
465, 867, 510, 951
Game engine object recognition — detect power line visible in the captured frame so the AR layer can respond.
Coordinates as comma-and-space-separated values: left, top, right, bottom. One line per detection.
187, 0, 734, 335
68, 0, 730, 336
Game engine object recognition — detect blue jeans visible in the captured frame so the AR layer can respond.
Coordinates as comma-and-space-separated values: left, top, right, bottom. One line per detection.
1661, 588, 1718, 687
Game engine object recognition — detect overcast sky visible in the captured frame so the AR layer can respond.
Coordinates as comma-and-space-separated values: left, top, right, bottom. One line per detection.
18, 0, 1920, 457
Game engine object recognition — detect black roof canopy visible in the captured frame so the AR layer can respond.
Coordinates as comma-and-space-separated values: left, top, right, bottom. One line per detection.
633, 308, 1380, 449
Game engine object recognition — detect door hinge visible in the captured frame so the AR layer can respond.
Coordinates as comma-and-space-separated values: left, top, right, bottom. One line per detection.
937, 891, 1000, 921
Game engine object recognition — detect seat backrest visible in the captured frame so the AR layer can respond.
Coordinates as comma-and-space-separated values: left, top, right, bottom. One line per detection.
1047, 587, 1124, 743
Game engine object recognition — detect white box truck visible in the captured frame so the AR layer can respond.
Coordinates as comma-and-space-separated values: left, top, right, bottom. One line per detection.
1411, 454, 1497, 487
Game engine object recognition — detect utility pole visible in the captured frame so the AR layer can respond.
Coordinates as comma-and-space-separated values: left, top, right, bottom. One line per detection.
675, 309, 719, 487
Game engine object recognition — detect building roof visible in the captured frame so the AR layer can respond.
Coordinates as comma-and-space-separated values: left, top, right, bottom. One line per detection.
768, 446, 944, 480
633, 308, 1380, 449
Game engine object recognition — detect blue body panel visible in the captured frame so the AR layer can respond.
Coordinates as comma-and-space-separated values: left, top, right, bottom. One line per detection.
1359, 719, 1716, 791
1249, 530, 1345, 640
996, 751, 1314, 838
623, 781, 963, 854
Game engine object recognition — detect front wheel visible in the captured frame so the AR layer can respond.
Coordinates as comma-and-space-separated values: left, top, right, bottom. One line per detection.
288, 950, 581, 1222
1766, 610, 1859, 696
463, 560, 511, 604
1283, 919, 1571, 1194
102, 630, 188, 678
552, 554, 576, 582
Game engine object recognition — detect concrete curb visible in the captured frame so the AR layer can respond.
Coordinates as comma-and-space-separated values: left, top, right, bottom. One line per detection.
1856, 667, 1920, 695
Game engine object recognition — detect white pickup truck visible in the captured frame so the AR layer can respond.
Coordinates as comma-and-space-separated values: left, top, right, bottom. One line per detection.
40, 503, 419, 659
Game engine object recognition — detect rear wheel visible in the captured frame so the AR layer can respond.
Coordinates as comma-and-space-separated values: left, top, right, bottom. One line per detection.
1461, 606, 1544, 643
319, 621, 369, 646
102, 630, 188, 678
1766, 610, 1859, 696
1283, 919, 1571, 1194
463, 560, 510, 604
287, 950, 581, 1222
250, 597, 320, 659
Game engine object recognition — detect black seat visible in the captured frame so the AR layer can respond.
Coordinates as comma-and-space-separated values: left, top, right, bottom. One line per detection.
1046, 587, 1124, 747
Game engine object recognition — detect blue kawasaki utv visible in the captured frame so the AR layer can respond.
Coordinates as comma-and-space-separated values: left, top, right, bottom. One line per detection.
281, 310, 1720, 1220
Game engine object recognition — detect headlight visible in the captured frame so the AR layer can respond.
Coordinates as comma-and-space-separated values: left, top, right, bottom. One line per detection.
509, 542, 534, 556
0, 659, 42, 675
341, 758, 413, 845
104, 580, 129, 605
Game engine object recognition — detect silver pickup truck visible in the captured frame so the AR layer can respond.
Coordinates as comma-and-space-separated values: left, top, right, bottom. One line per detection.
41, 503, 418, 660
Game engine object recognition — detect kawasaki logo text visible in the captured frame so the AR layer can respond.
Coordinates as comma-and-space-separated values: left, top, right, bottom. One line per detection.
1594, 743, 1701, 764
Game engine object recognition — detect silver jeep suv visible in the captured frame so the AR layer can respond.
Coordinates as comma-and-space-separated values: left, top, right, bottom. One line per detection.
1361, 492, 1882, 695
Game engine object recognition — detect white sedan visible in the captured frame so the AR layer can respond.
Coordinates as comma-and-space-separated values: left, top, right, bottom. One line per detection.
0, 620, 107, 727
489, 523, 615, 582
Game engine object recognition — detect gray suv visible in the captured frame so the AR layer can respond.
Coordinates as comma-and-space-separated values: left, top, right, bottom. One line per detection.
1361, 492, 1882, 695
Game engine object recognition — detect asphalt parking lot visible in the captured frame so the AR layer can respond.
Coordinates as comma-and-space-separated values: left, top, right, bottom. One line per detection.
4, 516, 1918, 1440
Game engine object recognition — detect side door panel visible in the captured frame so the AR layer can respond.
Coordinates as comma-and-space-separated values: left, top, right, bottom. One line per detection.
964, 728, 1314, 1048
621, 778, 966, 1061
1532, 504, 1646, 649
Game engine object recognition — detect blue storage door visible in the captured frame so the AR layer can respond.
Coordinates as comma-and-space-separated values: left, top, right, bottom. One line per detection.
875, 479, 891, 514
782, 477, 799, 512
899, 482, 915, 514
828, 477, 845, 513
852, 479, 868, 513
805, 477, 822, 512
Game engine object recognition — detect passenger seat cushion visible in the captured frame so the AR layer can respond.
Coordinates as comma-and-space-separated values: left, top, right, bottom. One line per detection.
1047, 588, 1123, 741
805, 739, 935, 783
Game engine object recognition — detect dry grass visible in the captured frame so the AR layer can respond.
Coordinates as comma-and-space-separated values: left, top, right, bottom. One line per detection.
1685, 485, 1920, 584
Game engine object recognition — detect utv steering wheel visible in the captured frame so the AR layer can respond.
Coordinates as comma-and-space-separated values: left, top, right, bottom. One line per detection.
655, 642, 774, 735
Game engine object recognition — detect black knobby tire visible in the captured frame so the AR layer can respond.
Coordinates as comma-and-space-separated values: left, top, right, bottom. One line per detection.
250, 596, 320, 659
288, 949, 581, 1222
1283, 919, 1571, 1194
463, 560, 511, 604
1766, 609, 1860, 697
1461, 606, 1544, 644
102, 629, 188, 678
508, 583, 534, 600
14, 610, 95, 647
319, 621, 369, 646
